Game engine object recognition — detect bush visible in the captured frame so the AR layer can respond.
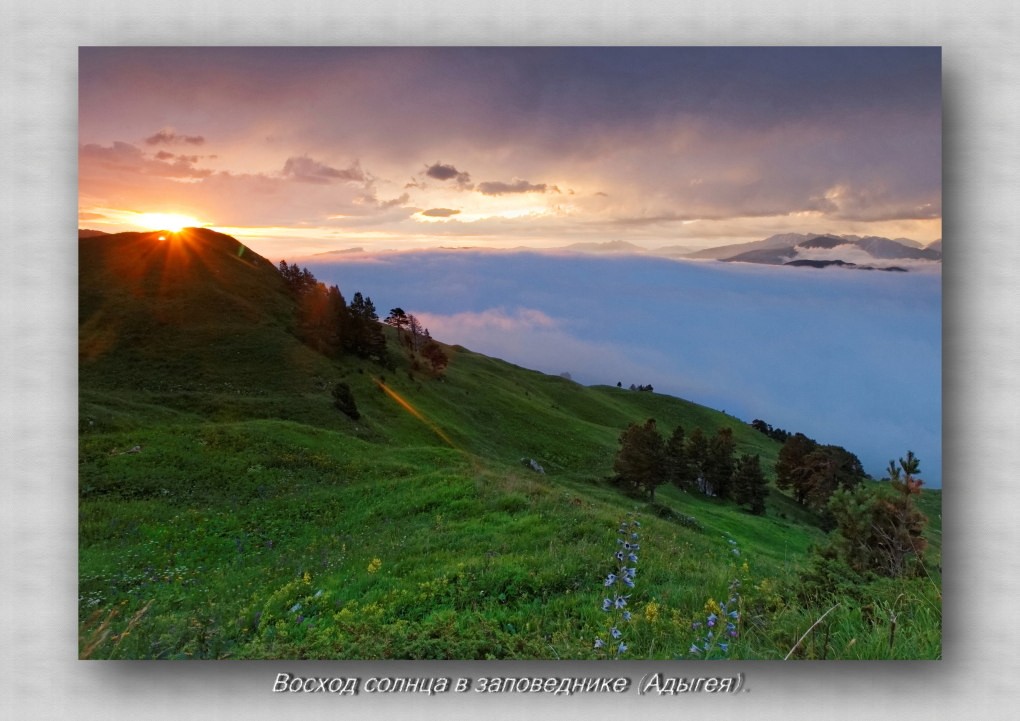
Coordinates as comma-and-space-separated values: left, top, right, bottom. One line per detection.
331, 382, 360, 420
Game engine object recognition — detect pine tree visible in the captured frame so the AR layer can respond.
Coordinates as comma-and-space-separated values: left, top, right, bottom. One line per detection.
326, 285, 348, 354
775, 432, 816, 504
827, 452, 928, 578
384, 307, 410, 344
872, 451, 928, 576
732, 453, 768, 514
686, 426, 709, 493
613, 419, 666, 500
346, 292, 387, 360
804, 445, 865, 512
665, 424, 693, 490
705, 427, 736, 498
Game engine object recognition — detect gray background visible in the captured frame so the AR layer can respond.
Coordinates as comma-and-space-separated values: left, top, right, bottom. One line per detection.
2, 0, 1015, 719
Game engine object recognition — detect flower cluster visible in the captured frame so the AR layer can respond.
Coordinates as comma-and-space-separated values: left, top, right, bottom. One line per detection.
595, 517, 640, 657
688, 537, 743, 658
688, 587, 740, 657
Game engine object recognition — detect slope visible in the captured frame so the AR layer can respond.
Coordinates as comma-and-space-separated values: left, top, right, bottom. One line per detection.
78, 228, 940, 660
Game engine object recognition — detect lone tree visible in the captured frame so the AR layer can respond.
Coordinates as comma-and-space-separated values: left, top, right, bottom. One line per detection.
613, 419, 666, 500
384, 307, 410, 342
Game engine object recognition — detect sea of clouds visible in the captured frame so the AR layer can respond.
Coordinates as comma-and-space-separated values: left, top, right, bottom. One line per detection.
305, 251, 942, 487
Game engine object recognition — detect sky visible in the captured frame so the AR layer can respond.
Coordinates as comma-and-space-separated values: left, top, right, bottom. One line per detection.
78, 46, 942, 485
78, 47, 942, 258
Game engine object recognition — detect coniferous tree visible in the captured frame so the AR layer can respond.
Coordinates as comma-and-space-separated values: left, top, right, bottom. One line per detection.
775, 432, 817, 504
665, 424, 694, 491
613, 419, 666, 500
705, 427, 736, 498
827, 453, 928, 578
873, 451, 928, 575
326, 285, 348, 353
346, 292, 387, 360
774, 430, 867, 518
686, 426, 709, 493
384, 307, 410, 344
802, 445, 866, 512
732, 453, 768, 514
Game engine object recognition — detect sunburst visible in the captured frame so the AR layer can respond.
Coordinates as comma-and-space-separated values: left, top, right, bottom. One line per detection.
133, 212, 203, 233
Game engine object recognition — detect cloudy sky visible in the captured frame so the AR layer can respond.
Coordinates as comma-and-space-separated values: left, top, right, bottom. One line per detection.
78, 47, 942, 484
78, 47, 941, 258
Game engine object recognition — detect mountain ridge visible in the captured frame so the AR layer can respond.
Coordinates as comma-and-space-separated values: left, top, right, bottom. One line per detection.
78, 227, 776, 457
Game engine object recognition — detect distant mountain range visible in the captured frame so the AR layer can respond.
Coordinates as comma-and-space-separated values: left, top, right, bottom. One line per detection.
82, 228, 941, 272
540, 233, 941, 272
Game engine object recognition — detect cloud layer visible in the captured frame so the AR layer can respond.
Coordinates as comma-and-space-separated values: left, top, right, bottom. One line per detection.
305, 251, 942, 486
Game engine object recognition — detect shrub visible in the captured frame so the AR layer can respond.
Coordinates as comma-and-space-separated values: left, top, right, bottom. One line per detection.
331, 382, 360, 420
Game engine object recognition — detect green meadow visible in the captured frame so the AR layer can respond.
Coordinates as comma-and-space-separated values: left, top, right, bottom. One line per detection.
78, 229, 941, 660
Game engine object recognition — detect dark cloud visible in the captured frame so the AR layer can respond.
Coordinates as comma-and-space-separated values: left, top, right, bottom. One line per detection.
425, 162, 472, 188
154, 150, 202, 164
421, 208, 460, 217
476, 179, 548, 196
380, 193, 410, 209
145, 129, 205, 146
805, 186, 942, 222
281, 156, 365, 184
79, 141, 212, 179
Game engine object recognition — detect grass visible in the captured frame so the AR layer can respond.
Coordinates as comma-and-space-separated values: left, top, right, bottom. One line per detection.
78, 229, 942, 659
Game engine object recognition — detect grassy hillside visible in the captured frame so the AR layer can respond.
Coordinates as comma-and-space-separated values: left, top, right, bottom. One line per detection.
79, 229, 941, 660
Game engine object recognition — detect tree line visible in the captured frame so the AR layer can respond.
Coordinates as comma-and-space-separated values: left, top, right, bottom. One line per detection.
614, 416, 931, 577
750, 418, 792, 444
612, 419, 768, 514
279, 260, 387, 362
278, 261, 448, 376
747, 421, 930, 578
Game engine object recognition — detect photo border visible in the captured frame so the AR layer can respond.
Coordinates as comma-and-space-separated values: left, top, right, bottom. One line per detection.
4, 1, 1015, 719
